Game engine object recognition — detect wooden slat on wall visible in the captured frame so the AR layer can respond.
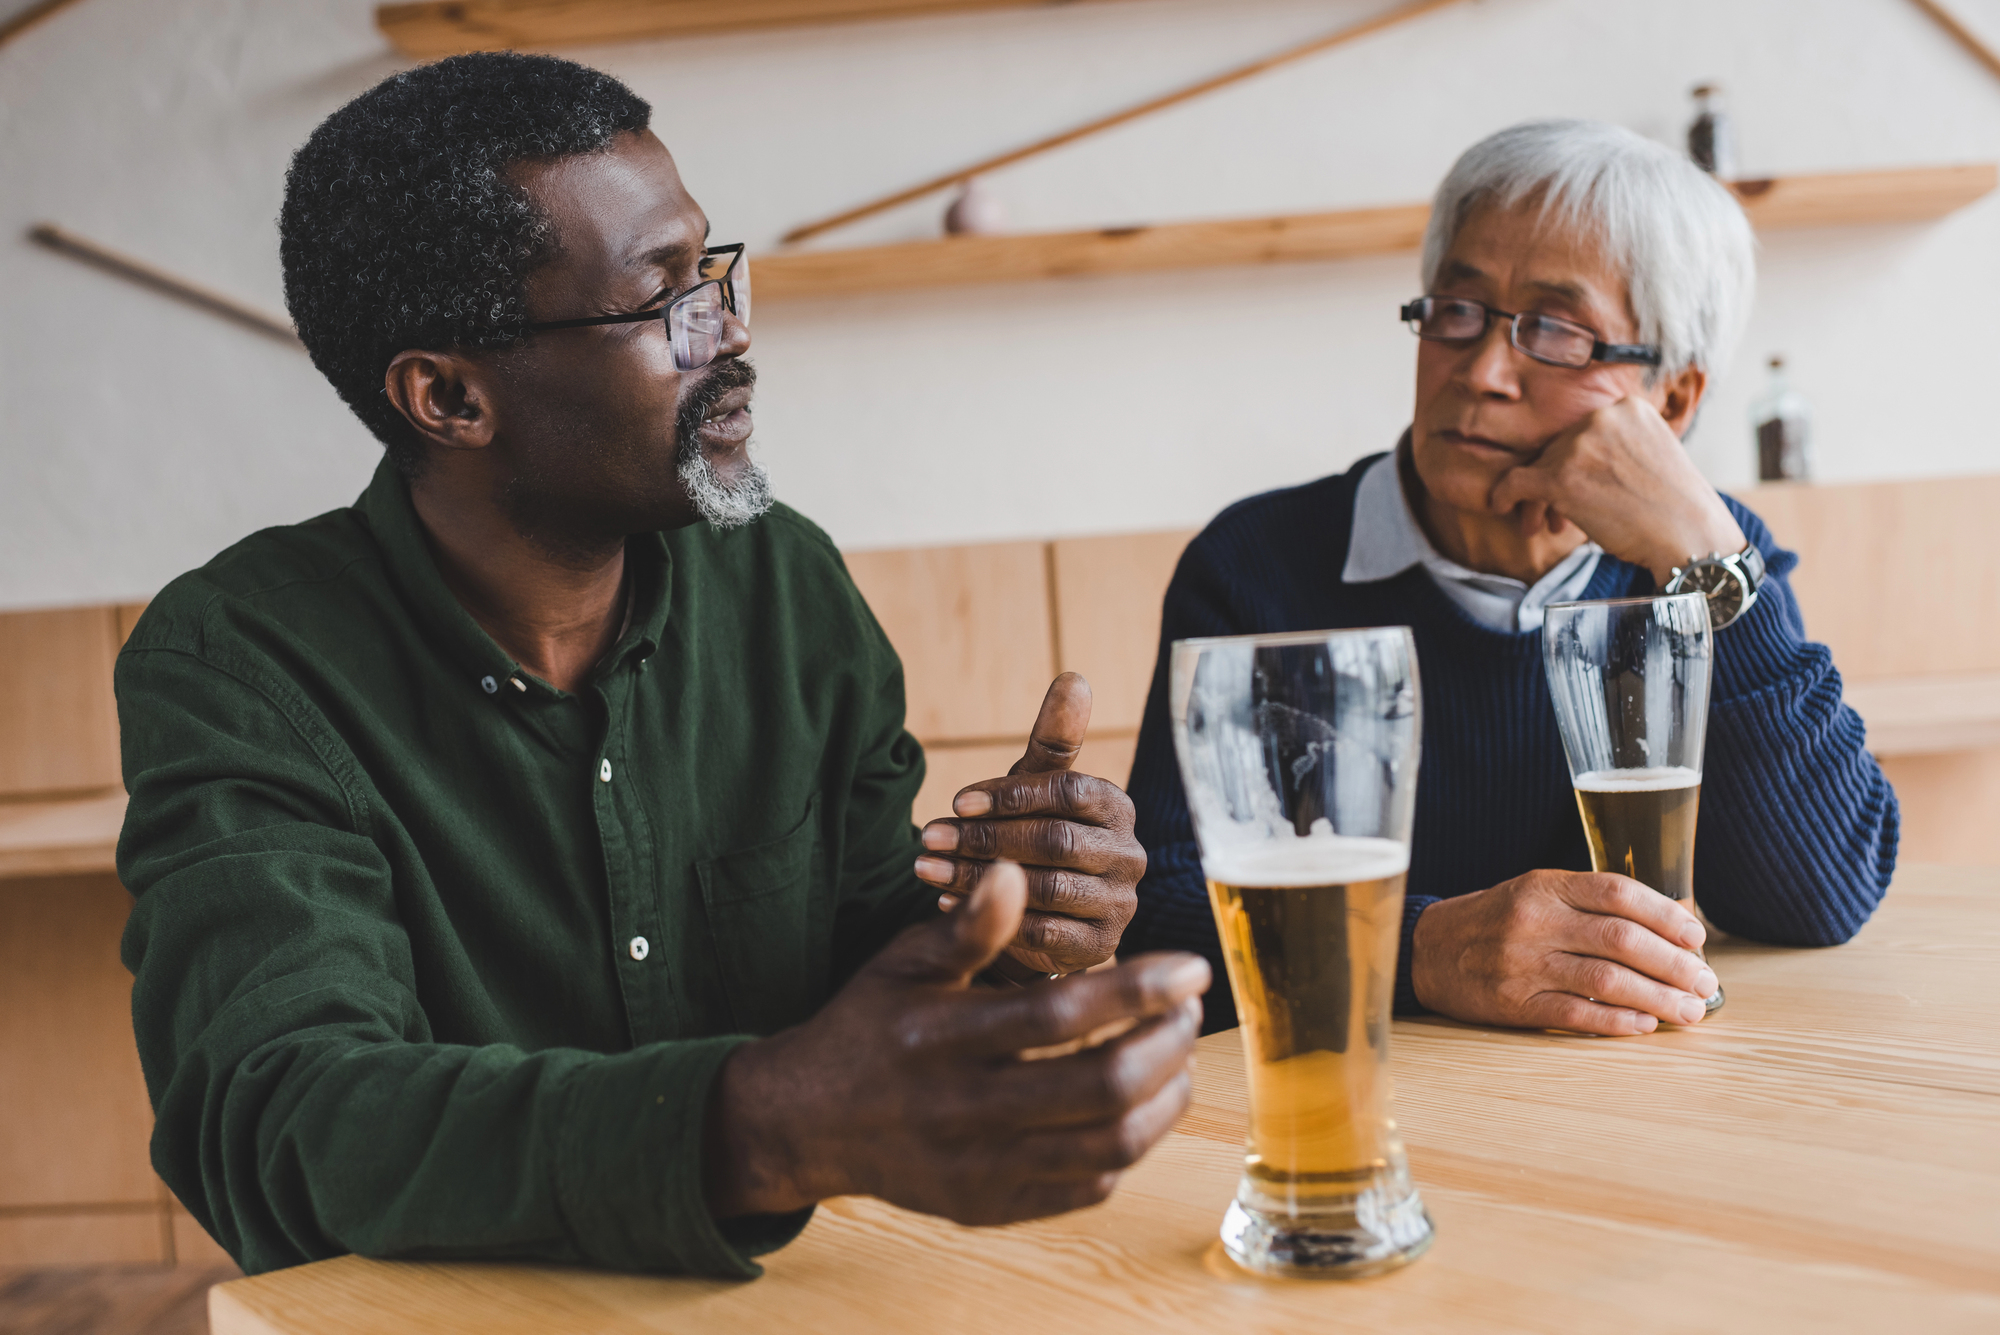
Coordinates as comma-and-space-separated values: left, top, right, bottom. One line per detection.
1050, 530, 1195, 736
842, 541, 1055, 743
0, 606, 122, 799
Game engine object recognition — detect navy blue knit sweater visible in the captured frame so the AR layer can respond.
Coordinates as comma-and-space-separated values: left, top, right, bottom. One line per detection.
1121, 454, 1899, 1033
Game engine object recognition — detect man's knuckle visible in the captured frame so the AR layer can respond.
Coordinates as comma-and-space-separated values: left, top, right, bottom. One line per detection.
1601, 920, 1646, 956
1578, 960, 1621, 996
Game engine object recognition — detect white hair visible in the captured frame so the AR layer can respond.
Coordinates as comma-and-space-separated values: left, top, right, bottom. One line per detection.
1421, 119, 1756, 382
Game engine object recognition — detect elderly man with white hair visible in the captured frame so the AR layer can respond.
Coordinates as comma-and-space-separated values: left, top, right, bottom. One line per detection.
1122, 120, 1897, 1037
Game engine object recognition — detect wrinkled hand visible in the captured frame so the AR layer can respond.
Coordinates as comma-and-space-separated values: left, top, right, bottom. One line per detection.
1410, 869, 1717, 1036
1487, 395, 1746, 585
703, 861, 1210, 1224
916, 673, 1145, 976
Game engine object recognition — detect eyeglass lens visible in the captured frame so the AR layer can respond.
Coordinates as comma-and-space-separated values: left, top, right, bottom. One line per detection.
1409, 298, 1596, 368
668, 251, 752, 372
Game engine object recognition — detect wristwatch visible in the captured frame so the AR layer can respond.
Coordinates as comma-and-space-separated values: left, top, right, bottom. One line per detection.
1664, 542, 1766, 630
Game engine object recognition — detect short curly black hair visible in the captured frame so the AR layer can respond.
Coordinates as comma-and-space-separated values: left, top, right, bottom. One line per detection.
280, 52, 652, 475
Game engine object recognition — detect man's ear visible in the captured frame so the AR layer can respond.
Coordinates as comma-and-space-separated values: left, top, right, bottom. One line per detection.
1653, 364, 1708, 440
384, 350, 499, 453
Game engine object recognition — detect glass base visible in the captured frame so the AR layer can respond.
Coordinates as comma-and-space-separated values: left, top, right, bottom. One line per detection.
1219, 1181, 1434, 1279
1703, 984, 1726, 1016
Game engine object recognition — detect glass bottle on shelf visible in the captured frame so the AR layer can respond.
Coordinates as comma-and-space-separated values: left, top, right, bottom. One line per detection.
1687, 84, 1737, 178
1751, 355, 1812, 483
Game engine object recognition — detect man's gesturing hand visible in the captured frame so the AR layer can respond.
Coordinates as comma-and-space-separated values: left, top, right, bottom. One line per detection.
1487, 395, 1747, 586
1410, 869, 1718, 1036
915, 673, 1145, 976
704, 861, 1210, 1225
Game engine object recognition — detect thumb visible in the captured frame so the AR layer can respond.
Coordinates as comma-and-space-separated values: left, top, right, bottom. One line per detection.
1012, 672, 1092, 776
876, 860, 1028, 986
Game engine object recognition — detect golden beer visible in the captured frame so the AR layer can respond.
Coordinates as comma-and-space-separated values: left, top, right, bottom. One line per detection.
1573, 766, 1702, 902
1205, 837, 1431, 1274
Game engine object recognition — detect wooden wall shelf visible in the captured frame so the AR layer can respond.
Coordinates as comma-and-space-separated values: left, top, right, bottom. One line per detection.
758, 163, 1998, 303
377, 0, 1133, 56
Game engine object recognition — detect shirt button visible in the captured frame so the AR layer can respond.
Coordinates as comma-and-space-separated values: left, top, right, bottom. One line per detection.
479, 675, 498, 695
599, 759, 613, 783
628, 936, 649, 961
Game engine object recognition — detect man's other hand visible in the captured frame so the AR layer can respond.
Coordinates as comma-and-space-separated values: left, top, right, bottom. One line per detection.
703, 861, 1210, 1224
1410, 869, 1718, 1036
915, 673, 1145, 976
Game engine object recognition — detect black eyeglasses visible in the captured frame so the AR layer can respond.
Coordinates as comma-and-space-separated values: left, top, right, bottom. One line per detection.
1400, 296, 1659, 369
527, 243, 750, 371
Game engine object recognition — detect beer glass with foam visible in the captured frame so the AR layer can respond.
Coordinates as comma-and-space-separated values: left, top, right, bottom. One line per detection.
1542, 591, 1722, 1015
1169, 627, 1432, 1278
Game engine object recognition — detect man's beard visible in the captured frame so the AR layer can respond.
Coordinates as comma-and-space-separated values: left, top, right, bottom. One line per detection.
676, 357, 772, 530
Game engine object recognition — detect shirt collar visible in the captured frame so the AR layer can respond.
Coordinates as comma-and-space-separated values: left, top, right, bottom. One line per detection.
1341, 434, 1434, 584
353, 457, 672, 698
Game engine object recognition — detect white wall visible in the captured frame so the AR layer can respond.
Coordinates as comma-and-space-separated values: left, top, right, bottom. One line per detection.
3, 0, 1998, 608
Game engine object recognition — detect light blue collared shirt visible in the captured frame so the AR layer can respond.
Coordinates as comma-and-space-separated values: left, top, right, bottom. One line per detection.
1340, 447, 1601, 634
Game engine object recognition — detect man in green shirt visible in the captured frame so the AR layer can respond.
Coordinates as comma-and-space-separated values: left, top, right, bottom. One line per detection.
117, 53, 1209, 1279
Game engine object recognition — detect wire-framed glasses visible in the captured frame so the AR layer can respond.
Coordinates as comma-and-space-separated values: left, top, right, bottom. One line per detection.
1400, 296, 1659, 369
527, 244, 750, 371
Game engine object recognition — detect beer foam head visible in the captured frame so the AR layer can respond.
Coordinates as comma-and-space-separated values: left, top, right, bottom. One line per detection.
1572, 765, 1702, 792
1202, 831, 1409, 888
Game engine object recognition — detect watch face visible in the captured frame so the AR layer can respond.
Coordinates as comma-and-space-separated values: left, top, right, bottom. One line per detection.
1680, 563, 1745, 626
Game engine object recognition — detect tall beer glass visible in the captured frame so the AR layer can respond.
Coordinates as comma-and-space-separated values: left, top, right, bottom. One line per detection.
1542, 592, 1723, 1016
1169, 628, 1432, 1278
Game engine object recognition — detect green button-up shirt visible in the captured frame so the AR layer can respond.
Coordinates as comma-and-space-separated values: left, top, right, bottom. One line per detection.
116, 460, 934, 1278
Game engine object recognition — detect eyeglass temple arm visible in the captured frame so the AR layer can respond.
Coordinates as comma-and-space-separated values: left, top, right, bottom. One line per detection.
1594, 342, 1662, 366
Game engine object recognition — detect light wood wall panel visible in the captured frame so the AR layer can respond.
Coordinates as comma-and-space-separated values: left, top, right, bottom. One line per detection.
1878, 747, 2000, 866
0, 605, 122, 798
1051, 530, 1195, 735
1745, 475, 2000, 678
843, 541, 1055, 743
0, 875, 158, 1218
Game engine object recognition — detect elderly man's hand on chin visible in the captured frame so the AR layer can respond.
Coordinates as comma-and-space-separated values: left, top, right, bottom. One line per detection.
1411, 870, 1718, 1035
912, 672, 1147, 980
1486, 395, 1749, 587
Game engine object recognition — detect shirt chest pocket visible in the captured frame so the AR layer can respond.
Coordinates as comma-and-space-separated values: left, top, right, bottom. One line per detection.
695, 795, 830, 1036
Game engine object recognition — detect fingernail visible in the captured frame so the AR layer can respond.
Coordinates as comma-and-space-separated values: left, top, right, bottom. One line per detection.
1678, 998, 1707, 1025
1680, 922, 1706, 949
1166, 956, 1212, 995
914, 856, 954, 882
1694, 969, 1718, 996
1635, 1014, 1659, 1033
937, 894, 956, 912
921, 824, 958, 851
953, 790, 993, 817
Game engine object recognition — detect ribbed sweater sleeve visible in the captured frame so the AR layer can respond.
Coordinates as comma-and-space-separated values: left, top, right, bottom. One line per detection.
1691, 499, 1898, 945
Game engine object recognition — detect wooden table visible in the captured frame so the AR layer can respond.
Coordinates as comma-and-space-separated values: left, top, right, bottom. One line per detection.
210, 864, 2000, 1334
